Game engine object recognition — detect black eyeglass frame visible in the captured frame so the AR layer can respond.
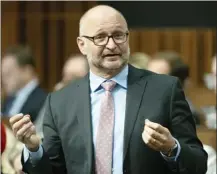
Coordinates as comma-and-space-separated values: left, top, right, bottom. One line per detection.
81, 32, 129, 46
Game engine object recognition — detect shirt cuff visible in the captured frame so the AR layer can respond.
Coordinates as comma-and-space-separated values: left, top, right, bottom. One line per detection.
160, 138, 181, 162
23, 144, 43, 165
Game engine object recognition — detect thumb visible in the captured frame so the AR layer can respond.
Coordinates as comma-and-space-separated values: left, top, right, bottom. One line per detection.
30, 134, 41, 143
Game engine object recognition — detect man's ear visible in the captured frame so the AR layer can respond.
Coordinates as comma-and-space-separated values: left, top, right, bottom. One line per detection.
77, 37, 87, 55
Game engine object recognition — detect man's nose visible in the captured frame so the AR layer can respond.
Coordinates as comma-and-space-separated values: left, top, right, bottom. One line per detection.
105, 37, 117, 50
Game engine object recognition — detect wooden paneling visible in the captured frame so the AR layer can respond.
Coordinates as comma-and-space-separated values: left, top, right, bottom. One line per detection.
1, 1, 97, 91
25, 2, 44, 83
1, 2, 19, 54
129, 29, 216, 85
1, 1, 216, 91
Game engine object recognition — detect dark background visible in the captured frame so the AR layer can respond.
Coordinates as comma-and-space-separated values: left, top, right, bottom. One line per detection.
99, 1, 217, 27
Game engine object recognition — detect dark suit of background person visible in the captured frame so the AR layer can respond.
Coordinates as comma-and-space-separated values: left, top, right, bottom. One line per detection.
2, 85, 47, 123
22, 65, 207, 174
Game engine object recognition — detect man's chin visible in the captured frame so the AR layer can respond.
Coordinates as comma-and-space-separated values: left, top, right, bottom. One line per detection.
102, 61, 126, 70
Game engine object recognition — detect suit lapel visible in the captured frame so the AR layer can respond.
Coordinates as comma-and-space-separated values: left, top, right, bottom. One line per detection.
76, 74, 93, 173
123, 65, 148, 160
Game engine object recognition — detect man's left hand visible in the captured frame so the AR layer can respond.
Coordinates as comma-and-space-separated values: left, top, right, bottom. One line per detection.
142, 119, 176, 153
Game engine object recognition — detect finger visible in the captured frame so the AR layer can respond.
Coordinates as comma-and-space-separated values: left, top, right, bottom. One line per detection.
12, 115, 31, 134
145, 119, 165, 133
24, 125, 36, 139
16, 122, 33, 139
144, 129, 163, 147
13, 115, 31, 134
142, 130, 161, 150
142, 131, 158, 151
144, 125, 166, 144
9, 113, 24, 125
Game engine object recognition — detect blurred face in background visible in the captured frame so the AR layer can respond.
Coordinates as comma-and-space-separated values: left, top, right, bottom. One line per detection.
2, 55, 26, 95
147, 59, 171, 74
77, 6, 130, 75
62, 57, 88, 84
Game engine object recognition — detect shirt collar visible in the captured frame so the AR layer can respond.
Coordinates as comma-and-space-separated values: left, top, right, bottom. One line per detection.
15, 78, 39, 97
89, 65, 128, 92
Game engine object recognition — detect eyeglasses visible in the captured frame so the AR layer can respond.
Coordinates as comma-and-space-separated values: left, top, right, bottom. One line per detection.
81, 32, 129, 46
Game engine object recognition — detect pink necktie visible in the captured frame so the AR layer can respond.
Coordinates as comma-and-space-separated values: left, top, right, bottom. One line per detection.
95, 80, 116, 174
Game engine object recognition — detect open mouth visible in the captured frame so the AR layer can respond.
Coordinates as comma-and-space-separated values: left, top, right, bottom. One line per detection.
103, 54, 121, 58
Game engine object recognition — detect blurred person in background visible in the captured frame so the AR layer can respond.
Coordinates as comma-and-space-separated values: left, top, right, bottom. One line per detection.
1, 45, 47, 123
205, 55, 216, 129
54, 54, 88, 91
129, 52, 151, 70
37, 54, 89, 138
147, 51, 203, 125
6, 54, 88, 174
1, 45, 47, 174
201, 55, 216, 174
211, 55, 216, 93
1, 124, 22, 174
202, 56, 217, 174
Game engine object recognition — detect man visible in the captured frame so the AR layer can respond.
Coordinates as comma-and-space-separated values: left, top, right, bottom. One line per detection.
10, 5, 207, 174
54, 54, 88, 91
2, 45, 47, 123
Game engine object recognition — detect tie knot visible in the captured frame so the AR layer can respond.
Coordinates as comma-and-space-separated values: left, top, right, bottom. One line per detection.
101, 80, 116, 91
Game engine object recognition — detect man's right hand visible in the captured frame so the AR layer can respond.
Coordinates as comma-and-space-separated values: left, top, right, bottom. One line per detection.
9, 113, 41, 151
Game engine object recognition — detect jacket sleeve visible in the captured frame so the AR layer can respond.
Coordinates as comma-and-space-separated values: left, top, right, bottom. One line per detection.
22, 94, 67, 174
169, 78, 208, 174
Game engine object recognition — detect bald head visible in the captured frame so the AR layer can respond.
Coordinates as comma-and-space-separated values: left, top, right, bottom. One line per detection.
79, 5, 128, 36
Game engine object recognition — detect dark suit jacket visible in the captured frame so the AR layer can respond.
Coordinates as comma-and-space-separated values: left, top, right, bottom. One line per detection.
2, 85, 47, 123
22, 65, 207, 174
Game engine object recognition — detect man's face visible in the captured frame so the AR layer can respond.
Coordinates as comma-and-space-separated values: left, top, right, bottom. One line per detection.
77, 11, 130, 72
1, 56, 24, 95
147, 59, 171, 75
